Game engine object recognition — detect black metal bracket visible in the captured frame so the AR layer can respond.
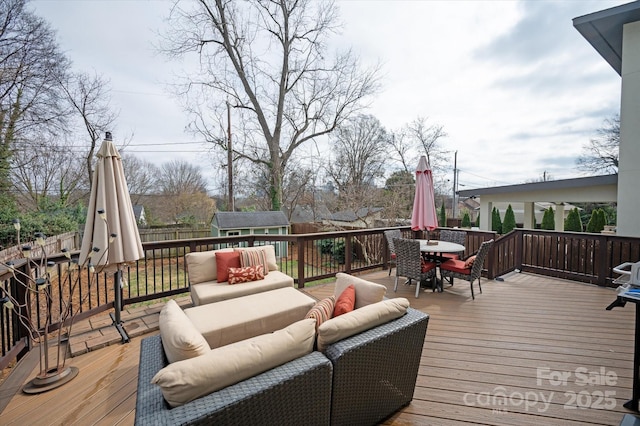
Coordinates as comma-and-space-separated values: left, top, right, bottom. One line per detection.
606, 297, 627, 310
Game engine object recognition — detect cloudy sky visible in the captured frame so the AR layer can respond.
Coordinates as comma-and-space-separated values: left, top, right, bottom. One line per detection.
30, 0, 626, 191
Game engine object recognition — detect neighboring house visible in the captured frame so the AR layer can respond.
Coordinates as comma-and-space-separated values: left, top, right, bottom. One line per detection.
287, 204, 384, 229
287, 204, 332, 224
458, 175, 617, 232
322, 207, 383, 229
463, 200, 580, 226
132, 205, 147, 227
211, 211, 289, 256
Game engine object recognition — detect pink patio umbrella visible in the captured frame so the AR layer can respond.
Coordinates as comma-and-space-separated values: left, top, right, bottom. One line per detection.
411, 155, 438, 236
79, 132, 144, 342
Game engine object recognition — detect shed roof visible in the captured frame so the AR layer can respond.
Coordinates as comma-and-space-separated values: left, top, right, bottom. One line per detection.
212, 211, 289, 229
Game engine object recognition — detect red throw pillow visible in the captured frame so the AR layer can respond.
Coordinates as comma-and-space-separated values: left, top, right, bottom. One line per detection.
333, 284, 356, 317
228, 264, 265, 284
215, 251, 241, 282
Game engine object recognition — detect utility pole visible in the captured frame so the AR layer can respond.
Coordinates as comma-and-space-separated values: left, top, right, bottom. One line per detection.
227, 101, 234, 212
452, 151, 457, 220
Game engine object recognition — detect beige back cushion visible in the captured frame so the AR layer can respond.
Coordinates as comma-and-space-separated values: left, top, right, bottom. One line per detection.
334, 272, 387, 309
317, 298, 409, 352
234, 245, 278, 271
185, 248, 234, 284
152, 318, 316, 407
159, 299, 211, 363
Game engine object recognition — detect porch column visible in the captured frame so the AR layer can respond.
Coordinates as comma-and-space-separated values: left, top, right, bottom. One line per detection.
554, 203, 565, 231
479, 201, 492, 231
618, 21, 640, 237
523, 202, 535, 229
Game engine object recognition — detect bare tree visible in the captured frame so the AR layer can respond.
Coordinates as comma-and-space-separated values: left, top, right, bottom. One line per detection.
162, 0, 380, 210
386, 130, 413, 173
121, 153, 158, 206
0, 0, 70, 201
281, 164, 316, 221
155, 160, 211, 224
577, 114, 619, 175
405, 116, 448, 175
382, 170, 414, 222
158, 160, 208, 195
58, 71, 119, 187
326, 114, 388, 212
10, 135, 85, 210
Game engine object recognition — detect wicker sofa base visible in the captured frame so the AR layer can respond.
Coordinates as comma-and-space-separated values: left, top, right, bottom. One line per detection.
135, 307, 429, 426
324, 308, 429, 426
135, 335, 333, 426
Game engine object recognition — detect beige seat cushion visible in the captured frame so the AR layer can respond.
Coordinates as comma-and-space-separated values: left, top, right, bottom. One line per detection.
317, 298, 409, 352
152, 318, 316, 407
334, 272, 387, 308
190, 270, 294, 306
234, 245, 278, 271
185, 286, 316, 348
159, 299, 211, 363
185, 248, 234, 284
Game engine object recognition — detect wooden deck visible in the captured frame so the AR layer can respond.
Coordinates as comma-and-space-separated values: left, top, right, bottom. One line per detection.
0, 271, 637, 425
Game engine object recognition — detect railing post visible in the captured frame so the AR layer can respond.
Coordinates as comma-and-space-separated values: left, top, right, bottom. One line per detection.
14, 263, 33, 350
344, 234, 352, 274
487, 244, 495, 280
597, 234, 609, 287
515, 229, 523, 271
297, 236, 305, 288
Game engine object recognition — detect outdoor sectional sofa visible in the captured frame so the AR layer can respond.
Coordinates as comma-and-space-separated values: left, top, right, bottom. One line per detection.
185, 244, 294, 306
135, 273, 429, 426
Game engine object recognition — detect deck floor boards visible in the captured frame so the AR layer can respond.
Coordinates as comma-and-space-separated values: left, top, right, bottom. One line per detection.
0, 270, 637, 425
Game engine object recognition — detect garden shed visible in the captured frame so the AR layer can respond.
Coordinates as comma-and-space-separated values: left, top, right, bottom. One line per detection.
211, 211, 289, 256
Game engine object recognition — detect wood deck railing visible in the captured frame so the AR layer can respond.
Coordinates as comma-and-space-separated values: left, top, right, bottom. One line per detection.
2, 226, 639, 370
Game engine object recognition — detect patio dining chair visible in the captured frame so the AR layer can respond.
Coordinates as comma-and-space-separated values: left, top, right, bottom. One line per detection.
383, 229, 402, 276
439, 239, 494, 300
393, 238, 438, 298
439, 229, 467, 260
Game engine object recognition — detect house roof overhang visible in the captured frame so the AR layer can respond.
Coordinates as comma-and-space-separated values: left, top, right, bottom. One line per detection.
573, 1, 640, 76
458, 174, 618, 203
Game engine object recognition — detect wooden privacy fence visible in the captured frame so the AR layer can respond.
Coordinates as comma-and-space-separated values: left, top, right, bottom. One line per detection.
0, 232, 77, 265
137, 228, 212, 243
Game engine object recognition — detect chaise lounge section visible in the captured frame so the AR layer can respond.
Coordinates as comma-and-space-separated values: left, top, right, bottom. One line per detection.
135, 335, 333, 425
186, 244, 294, 306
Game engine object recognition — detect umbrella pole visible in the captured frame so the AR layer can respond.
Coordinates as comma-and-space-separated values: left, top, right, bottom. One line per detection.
109, 268, 130, 343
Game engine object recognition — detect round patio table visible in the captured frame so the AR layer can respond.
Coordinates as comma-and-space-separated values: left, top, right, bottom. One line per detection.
417, 240, 465, 292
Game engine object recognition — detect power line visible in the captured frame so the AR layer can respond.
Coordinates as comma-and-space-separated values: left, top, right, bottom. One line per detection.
11, 141, 210, 148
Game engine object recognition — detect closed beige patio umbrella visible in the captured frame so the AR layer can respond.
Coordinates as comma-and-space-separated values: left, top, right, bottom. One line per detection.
80, 132, 144, 341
